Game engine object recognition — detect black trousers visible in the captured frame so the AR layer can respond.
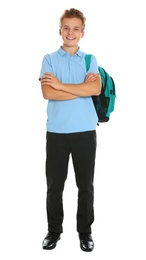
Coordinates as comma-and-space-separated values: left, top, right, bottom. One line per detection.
45, 130, 97, 234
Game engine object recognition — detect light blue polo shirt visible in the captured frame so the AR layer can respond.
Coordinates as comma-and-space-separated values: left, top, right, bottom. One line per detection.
39, 47, 99, 133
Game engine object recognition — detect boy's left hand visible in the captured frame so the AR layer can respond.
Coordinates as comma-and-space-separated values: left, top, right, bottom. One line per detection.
85, 73, 99, 82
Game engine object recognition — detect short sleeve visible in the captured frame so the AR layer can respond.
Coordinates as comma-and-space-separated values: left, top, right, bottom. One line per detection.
88, 54, 99, 74
38, 55, 53, 80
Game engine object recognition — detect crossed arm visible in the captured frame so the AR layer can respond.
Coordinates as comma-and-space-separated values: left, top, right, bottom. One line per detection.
40, 72, 101, 100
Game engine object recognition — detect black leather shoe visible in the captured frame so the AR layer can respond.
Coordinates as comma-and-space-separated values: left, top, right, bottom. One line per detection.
42, 232, 60, 250
79, 233, 94, 252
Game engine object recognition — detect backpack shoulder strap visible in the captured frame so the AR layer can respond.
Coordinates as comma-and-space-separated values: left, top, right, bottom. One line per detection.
84, 54, 92, 71
98, 67, 107, 90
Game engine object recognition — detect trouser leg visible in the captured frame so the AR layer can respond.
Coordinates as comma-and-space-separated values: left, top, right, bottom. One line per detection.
46, 132, 70, 233
71, 131, 97, 234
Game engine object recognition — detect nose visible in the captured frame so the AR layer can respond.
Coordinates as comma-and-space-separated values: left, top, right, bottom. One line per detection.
68, 28, 73, 34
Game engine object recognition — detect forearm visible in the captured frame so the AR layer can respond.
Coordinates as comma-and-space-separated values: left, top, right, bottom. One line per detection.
60, 76, 101, 97
41, 72, 101, 99
41, 85, 79, 100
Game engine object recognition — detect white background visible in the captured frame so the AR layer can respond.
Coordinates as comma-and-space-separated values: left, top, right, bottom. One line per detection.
0, 0, 146, 259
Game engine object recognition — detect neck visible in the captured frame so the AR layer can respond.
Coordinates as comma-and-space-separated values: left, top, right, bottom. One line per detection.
61, 45, 79, 56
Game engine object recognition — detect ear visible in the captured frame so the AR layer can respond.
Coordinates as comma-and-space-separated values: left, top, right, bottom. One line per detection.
59, 29, 61, 36
81, 31, 85, 38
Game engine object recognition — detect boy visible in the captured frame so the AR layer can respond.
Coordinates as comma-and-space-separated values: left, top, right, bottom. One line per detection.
39, 8, 101, 252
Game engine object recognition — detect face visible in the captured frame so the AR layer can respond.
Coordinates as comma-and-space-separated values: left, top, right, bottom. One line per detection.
60, 17, 84, 48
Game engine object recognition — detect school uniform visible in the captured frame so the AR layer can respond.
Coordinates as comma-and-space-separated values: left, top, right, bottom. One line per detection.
39, 47, 99, 234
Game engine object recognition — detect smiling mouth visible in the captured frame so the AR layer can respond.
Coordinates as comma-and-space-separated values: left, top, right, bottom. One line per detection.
66, 37, 75, 40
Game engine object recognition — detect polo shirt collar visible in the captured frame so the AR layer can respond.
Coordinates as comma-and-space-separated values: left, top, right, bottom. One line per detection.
58, 47, 82, 57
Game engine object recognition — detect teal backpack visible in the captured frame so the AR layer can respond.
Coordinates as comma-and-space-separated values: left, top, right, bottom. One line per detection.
85, 54, 116, 123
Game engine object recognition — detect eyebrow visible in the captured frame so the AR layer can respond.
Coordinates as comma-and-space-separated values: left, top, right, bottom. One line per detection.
63, 25, 80, 29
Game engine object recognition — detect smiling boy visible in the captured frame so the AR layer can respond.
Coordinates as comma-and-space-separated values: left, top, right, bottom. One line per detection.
39, 8, 101, 252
